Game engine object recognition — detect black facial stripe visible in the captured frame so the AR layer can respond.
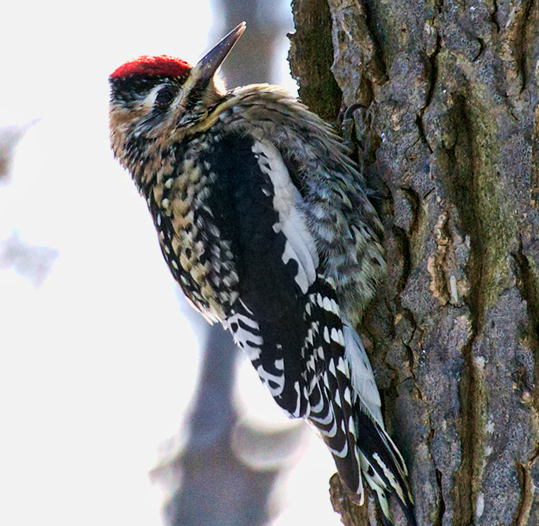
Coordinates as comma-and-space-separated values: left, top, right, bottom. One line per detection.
109, 76, 181, 108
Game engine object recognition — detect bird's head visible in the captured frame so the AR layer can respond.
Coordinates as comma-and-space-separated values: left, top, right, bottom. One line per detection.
109, 22, 245, 149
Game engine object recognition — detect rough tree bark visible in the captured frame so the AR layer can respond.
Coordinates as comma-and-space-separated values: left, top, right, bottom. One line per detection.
289, 1, 539, 525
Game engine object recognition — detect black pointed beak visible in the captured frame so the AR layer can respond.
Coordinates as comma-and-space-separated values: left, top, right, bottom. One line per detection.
194, 22, 246, 84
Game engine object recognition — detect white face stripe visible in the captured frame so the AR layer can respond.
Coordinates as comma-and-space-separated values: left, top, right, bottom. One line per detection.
140, 82, 190, 126
143, 83, 167, 109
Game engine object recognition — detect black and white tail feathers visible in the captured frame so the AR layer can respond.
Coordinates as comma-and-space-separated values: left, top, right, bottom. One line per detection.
226, 276, 415, 526
303, 278, 416, 526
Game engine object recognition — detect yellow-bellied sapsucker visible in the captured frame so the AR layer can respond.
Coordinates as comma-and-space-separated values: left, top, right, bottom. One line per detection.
109, 23, 415, 526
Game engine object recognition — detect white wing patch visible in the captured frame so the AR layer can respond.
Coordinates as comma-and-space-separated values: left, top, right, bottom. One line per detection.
252, 140, 319, 293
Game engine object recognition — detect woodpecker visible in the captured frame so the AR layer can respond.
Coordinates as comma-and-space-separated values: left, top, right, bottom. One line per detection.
109, 23, 415, 525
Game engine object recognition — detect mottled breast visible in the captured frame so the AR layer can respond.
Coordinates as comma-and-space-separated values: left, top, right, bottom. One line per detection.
143, 131, 241, 322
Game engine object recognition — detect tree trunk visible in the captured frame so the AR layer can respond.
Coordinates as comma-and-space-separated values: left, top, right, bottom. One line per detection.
289, 1, 539, 525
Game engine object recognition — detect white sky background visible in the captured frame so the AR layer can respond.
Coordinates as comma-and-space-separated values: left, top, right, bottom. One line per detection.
0, 1, 340, 525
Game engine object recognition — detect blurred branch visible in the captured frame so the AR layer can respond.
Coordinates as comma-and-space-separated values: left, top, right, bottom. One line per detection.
0, 233, 58, 288
152, 323, 303, 526
213, 0, 292, 86
0, 121, 58, 287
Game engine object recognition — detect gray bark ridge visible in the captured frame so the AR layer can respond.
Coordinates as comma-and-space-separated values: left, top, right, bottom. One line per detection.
291, 0, 539, 524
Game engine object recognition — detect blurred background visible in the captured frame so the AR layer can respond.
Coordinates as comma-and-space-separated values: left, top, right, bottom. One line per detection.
0, 0, 342, 525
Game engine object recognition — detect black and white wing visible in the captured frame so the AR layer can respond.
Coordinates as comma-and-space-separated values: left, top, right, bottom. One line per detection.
201, 131, 414, 525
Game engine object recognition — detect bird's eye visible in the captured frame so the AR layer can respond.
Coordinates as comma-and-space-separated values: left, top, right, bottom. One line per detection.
155, 87, 175, 106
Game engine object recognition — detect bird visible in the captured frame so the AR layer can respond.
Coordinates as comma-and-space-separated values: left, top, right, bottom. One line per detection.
108, 22, 415, 525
